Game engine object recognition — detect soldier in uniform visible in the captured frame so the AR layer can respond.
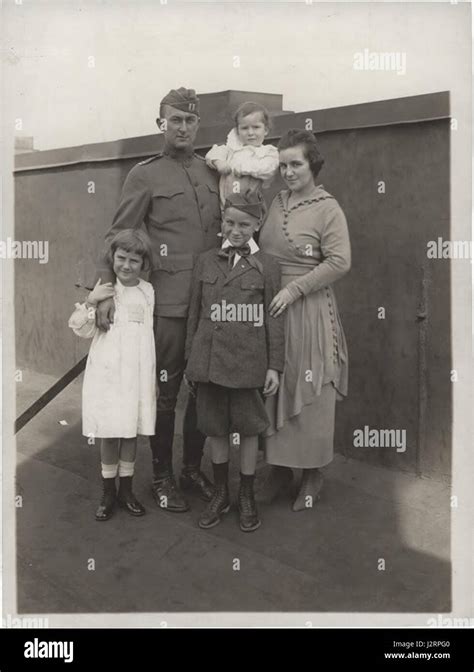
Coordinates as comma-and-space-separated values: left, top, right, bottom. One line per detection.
94, 87, 222, 512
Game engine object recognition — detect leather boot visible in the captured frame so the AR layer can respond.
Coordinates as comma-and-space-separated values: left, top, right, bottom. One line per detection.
238, 473, 261, 532
95, 477, 117, 521
292, 468, 323, 512
180, 464, 215, 502
255, 465, 293, 504
198, 462, 230, 529
117, 476, 146, 516
152, 460, 189, 513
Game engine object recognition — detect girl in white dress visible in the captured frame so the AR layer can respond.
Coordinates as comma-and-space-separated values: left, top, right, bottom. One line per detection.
68, 229, 156, 521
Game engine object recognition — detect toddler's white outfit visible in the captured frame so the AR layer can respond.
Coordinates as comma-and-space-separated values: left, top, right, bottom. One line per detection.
205, 128, 279, 210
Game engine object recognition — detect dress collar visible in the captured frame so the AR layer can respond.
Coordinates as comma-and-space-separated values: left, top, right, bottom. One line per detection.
281, 184, 332, 210
115, 277, 154, 306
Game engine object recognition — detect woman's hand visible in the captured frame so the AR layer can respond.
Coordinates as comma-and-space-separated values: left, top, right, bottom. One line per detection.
263, 369, 279, 396
269, 288, 294, 318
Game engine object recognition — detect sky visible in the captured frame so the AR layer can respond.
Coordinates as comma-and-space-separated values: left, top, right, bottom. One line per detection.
2, 0, 471, 151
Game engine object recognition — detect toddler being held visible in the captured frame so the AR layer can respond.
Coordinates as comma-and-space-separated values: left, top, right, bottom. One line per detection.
205, 101, 279, 212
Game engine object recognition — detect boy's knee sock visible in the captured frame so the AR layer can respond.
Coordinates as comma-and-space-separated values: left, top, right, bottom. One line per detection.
212, 461, 229, 486
118, 460, 135, 478
240, 472, 256, 491
101, 463, 118, 479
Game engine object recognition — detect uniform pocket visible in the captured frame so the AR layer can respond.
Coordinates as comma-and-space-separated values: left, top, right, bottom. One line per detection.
151, 187, 186, 225
152, 186, 185, 199
201, 271, 218, 284
241, 275, 264, 290
151, 254, 194, 307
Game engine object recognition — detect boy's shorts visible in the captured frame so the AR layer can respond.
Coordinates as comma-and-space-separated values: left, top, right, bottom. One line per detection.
196, 382, 269, 437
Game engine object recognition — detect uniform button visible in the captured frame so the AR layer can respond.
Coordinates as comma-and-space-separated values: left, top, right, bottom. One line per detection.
200, 204, 204, 209
214, 325, 220, 331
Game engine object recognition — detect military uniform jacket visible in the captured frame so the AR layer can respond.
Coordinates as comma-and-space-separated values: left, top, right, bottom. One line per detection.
185, 248, 285, 389
97, 152, 221, 317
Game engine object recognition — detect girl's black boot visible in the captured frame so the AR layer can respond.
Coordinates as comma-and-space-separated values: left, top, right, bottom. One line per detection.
95, 477, 117, 521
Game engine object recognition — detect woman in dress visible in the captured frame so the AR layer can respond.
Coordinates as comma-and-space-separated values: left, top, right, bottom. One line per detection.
259, 129, 351, 511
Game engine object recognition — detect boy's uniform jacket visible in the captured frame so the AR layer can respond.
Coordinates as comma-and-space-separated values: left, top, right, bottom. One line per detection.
185, 247, 285, 389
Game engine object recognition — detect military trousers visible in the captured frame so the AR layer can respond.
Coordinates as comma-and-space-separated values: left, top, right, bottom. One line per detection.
150, 316, 206, 470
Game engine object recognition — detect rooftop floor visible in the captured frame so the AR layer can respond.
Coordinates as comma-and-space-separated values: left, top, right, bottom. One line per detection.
14, 369, 451, 621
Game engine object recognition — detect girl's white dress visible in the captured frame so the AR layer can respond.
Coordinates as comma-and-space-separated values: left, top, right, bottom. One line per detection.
205, 128, 279, 210
68, 278, 157, 439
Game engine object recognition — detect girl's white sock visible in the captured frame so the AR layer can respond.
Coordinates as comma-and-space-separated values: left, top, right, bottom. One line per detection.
118, 460, 135, 478
101, 463, 118, 479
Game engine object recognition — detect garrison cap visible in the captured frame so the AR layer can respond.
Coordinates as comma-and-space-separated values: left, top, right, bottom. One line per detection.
160, 87, 200, 115
224, 189, 264, 221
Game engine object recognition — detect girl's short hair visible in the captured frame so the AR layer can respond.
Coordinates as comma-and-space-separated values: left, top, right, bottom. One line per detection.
233, 101, 271, 131
105, 229, 154, 272
278, 129, 325, 180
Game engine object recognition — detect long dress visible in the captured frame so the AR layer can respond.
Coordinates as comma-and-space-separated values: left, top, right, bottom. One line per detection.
259, 185, 350, 468
68, 278, 157, 439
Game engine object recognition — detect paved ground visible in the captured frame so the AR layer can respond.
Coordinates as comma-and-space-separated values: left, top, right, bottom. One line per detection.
15, 369, 451, 614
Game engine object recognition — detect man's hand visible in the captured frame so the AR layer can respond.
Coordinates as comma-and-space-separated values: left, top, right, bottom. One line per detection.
214, 159, 232, 176
183, 373, 197, 397
263, 369, 279, 396
96, 296, 115, 332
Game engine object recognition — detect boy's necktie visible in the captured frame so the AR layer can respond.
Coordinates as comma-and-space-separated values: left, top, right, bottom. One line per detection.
218, 243, 251, 269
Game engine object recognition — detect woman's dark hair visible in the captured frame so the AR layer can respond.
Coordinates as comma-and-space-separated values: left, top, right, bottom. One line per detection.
278, 129, 325, 180
233, 101, 271, 131
105, 229, 154, 272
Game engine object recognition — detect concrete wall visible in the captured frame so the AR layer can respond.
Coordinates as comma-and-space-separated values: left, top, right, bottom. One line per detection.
14, 92, 451, 479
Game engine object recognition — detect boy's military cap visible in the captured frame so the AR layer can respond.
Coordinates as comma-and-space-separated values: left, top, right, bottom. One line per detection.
224, 189, 264, 221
